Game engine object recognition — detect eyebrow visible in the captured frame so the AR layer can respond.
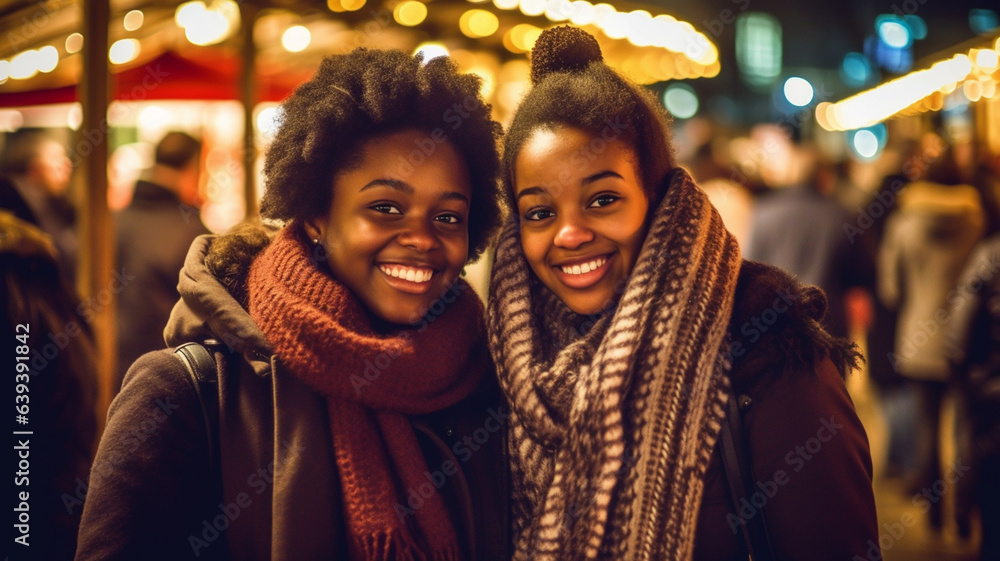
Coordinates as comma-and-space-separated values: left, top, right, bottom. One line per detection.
360, 178, 469, 205
515, 170, 626, 202
581, 170, 625, 185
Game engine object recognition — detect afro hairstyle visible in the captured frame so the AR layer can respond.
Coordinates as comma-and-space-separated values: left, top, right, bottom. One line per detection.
502, 26, 677, 209
260, 48, 503, 262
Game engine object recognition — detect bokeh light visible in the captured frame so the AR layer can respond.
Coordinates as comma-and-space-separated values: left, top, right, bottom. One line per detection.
124, 10, 144, 31
66, 33, 84, 54
282, 25, 311, 52
662, 83, 699, 119
783, 76, 814, 107
394, 1, 428, 26
109, 38, 140, 64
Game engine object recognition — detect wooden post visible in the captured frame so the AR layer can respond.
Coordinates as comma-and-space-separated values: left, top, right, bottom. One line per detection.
241, 2, 259, 218
78, 0, 114, 425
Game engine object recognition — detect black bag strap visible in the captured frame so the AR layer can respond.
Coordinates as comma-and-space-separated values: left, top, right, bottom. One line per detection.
719, 388, 776, 561
174, 340, 220, 472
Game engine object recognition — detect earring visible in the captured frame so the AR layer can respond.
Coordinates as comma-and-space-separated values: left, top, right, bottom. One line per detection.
312, 238, 320, 245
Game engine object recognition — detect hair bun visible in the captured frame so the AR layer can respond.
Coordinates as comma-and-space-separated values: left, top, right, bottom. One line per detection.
530, 25, 603, 85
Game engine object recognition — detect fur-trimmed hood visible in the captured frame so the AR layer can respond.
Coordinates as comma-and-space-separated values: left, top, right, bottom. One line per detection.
164, 221, 278, 376
727, 259, 861, 393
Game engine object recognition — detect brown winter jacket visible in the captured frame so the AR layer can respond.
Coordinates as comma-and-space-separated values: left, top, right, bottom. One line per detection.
75, 232, 509, 561
694, 260, 879, 560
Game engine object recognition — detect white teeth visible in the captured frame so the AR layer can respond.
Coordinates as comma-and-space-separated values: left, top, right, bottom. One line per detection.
380, 265, 433, 283
560, 258, 606, 275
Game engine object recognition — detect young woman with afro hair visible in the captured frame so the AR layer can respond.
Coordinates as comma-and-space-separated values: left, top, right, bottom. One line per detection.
77, 48, 509, 561
487, 26, 880, 560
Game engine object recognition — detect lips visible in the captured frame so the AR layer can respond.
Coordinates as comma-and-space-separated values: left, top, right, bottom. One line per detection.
552, 253, 612, 289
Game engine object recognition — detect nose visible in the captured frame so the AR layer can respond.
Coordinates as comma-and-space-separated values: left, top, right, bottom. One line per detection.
396, 218, 441, 253
553, 214, 594, 250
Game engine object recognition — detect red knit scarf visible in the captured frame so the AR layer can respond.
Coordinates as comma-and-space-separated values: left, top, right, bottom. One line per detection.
247, 225, 488, 561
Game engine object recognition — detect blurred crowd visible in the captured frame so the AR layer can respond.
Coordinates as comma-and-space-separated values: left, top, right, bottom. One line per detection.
678, 116, 1000, 560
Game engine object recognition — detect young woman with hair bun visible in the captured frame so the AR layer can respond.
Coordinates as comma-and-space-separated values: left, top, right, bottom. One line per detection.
488, 25, 880, 561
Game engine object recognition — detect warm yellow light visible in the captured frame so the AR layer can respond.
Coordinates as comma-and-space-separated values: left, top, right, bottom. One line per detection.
10, 50, 38, 79
327, 0, 345, 12
460, 9, 499, 38
507, 23, 542, 53
184, 9, 231, 45
544, 0, 573, 21
37, 45, 58, 73
975, 48, 999, 71
704, 60, 721, 78
600, 10, 629, 39
341, 0, 366, 10
502, 30, 523, 53
124, 9, 144, 31
820, 51, 977, 131
175, 1, 205, 28
394, 1, 427, 26
814, 102, 832, 131
282, 25, 311, 52
964, 79, 983, 102
982, 79, 997, 99
569, 1, 596, 26
519, 0, 545, 17
0, 60, 10, 82
414, 42, 449, 63
494, 0, 519, 9
109, 39, 139, 65
467, 66, 497, 99
66, 33, 83, 54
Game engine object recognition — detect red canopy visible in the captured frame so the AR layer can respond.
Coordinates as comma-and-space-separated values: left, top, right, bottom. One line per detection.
0, 50, 308, 107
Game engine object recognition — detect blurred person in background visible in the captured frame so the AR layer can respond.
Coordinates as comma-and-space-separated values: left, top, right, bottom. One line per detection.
2, 177, 98, 560
684, 136, 755, 252
745, 143, 870, 340
0, 129, 77, 280
114, 131, 210, 391
877, 142, 985, 531
947, 232, 1000, 558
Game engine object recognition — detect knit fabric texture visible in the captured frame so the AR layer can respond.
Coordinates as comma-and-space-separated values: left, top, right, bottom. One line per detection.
248, 224, 489, 561
487, 168, 742, 560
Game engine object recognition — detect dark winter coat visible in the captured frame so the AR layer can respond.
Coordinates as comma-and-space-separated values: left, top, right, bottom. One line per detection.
693, 260, 880, 560
75, 233, 508, 561
115, 180, 210, 390
2, 209, 98, 561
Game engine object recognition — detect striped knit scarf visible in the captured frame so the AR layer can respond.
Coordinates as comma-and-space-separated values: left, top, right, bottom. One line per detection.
248, 224, 488, 561
487, 168, 742, 560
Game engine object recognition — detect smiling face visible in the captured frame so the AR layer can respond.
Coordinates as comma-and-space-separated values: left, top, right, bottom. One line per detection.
514, 126, 650, 316
305, 129, 472, 326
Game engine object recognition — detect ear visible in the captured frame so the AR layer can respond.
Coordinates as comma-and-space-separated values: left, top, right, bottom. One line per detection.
303, 216, 325, 243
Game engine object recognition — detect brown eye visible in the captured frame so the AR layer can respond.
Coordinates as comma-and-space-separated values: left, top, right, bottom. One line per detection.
589, 194, 620, 208
435, 213, 462, 224
370, 203, 402, 214
524, 208, 554, 221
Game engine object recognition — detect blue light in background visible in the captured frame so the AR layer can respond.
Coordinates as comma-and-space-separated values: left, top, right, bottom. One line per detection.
903, 15, 927, 40
840, 52, 874, 88
849, 123, 888, 160
969, 9, 999, 34
877, 17, 911, 48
